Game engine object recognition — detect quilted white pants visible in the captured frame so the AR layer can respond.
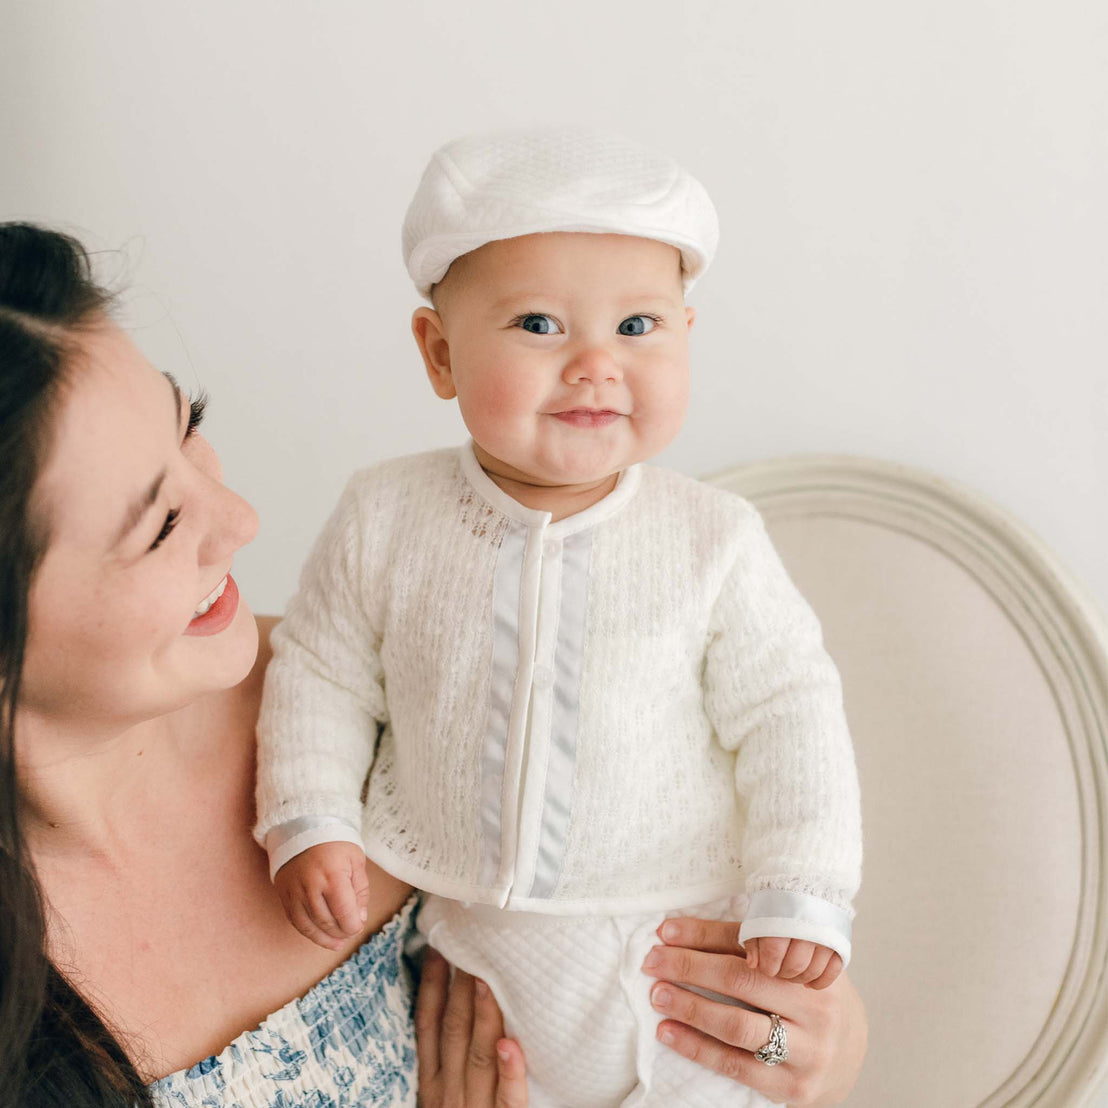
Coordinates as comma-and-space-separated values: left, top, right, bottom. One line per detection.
417, 894, 779, 1107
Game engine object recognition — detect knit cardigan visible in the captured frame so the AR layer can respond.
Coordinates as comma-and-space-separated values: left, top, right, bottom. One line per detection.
255, 444, 862, 960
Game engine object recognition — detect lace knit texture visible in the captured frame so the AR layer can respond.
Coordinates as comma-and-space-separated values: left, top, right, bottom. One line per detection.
148, 896, 418, 1108
255, 446, 861, 919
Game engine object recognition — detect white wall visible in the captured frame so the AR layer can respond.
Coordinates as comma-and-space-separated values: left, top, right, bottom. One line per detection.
1, 1, 1104, 622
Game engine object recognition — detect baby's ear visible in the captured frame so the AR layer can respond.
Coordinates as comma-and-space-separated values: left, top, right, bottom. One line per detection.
411, 308, 456, 399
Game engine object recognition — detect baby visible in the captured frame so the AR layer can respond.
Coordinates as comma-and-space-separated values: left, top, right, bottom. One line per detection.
255, 129, 862, 1107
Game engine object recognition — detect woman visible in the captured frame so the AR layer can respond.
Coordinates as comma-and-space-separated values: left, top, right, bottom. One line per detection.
0, 223, 866, 1107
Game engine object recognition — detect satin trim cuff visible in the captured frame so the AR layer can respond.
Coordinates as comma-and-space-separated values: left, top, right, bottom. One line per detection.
738, 889, 853, 966
265, 815, 365, 882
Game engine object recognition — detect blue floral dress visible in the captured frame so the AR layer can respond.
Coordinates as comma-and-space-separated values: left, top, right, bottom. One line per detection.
149, 897, 418, 1108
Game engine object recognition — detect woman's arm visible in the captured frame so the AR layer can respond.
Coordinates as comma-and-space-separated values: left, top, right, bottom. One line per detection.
642, 916, 867, 1107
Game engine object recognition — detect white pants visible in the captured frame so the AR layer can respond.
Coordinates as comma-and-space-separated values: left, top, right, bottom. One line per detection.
417, 894, 780, 1107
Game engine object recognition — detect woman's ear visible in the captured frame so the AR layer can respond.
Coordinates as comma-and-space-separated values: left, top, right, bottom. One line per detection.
411, 307, 456, 399
685, 306, 696, 329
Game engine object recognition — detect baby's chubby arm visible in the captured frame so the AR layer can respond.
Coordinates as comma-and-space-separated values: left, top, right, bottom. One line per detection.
703, 503, 862, 971
255, 475, 390, 946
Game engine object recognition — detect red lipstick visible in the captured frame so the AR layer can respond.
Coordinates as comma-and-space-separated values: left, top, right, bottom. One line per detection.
184, 574, 240, 637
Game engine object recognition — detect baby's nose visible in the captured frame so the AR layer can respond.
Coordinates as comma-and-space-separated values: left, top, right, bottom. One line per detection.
563, 345, 622, 384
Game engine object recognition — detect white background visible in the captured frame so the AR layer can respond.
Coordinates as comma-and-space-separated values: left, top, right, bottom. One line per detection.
2, 2, 1104, 618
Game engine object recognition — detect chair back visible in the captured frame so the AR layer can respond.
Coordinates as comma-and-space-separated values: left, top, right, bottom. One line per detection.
710, 456, 1108, 1107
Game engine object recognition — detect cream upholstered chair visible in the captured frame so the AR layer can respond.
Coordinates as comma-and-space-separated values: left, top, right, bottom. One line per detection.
709, 456, 1108, 1107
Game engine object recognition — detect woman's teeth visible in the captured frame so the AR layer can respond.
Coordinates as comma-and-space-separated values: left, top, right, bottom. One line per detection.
193, 577, 227, 618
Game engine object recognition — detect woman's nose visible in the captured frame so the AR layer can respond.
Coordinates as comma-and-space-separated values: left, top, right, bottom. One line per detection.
562, 343, 623, 385
186, 433, 259, 564
198, 482, 260, 566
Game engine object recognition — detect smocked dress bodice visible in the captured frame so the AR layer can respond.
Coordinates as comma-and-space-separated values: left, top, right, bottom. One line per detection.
149, 896, 418, 1108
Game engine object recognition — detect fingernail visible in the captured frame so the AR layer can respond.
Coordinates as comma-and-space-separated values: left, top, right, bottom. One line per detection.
651, 984, 672, 1008
658, 921, 678, 943
475, 980, 489, 998
497, 1043, 511, 1062
642, 946, 662, 970
360, 908, 368, 923
658, 1027, 676, 1045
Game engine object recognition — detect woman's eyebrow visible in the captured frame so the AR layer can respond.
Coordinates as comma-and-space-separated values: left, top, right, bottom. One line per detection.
110, 373, 181, 549
112, 468, 167, 549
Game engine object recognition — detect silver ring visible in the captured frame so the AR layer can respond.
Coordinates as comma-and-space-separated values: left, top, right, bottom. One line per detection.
754, 1012, 789, 1066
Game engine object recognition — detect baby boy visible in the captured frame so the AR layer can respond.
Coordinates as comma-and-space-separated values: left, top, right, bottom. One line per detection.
255, 128, 862, 1107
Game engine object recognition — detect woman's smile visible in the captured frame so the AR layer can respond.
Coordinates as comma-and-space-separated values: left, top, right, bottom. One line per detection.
193, 575, 227, 618
184, 573, 240, 637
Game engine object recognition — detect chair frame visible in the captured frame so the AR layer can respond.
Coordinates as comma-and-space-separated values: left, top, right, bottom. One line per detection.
708, 455, 1108, 1107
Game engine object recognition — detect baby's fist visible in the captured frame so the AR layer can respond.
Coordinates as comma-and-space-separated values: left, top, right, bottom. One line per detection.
744, 937, 843, 989
274, 840, 370, 951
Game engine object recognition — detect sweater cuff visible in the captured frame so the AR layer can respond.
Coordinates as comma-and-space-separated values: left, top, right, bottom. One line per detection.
738, 889, 854, 967
265, 815, 365, 882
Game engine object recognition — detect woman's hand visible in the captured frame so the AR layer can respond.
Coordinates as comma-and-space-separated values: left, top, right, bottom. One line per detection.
641, 917, 867, 1107
416, 948, 528, 1107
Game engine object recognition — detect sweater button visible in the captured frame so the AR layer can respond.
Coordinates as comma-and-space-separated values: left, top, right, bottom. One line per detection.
533, 665, 554, 690
544, 539, 561, 559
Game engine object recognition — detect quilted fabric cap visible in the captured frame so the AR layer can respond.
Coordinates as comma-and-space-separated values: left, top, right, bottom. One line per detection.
402, 128, 719, 299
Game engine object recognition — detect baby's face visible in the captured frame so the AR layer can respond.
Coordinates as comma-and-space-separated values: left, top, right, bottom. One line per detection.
421, 232, 693, 492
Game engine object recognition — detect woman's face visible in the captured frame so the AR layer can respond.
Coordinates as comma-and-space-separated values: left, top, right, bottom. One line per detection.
20, 321, 260, 729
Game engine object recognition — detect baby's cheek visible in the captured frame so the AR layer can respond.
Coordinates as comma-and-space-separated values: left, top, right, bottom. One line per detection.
480, 370, 531, 411
460, 377, 531, 443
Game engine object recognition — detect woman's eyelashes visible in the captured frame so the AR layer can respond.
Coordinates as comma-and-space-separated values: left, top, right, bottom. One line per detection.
145, 393, 205, 553
185, 392, 208, 438
148, 507, 181, 553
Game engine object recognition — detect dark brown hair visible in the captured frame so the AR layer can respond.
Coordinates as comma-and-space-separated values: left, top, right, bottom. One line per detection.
0, 223, 154, 1107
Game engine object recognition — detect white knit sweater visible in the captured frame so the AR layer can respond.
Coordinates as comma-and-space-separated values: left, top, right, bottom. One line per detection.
255, 444, 862, 960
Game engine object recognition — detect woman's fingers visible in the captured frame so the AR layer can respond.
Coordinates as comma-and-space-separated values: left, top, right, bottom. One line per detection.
493, 1039, 528, 1108
441, 967, 478, 1086
654, 1020, 790, 1100
415, 951, 529, 1107
658, 916, 745, 956
463, 979, 504, 1102
647, 922, 867, 1106
467, 979, 530, 1107
415, 948, 448, 1090
649, 981, 782, 1054
642, 943, 776, 1011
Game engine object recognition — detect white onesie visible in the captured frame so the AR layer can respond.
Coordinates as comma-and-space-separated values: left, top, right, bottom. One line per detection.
255, 443, 862, 1105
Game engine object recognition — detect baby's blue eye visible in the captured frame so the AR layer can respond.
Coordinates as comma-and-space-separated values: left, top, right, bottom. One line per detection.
519, 314, 562, 334
618, 316, 656, 336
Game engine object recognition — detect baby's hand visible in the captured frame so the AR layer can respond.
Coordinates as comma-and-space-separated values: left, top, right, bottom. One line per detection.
743, 937, 843, 990
273, 841, 371, 951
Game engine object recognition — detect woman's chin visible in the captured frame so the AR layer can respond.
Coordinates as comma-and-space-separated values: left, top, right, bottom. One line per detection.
185, 594, 260, 694
223, 599, 261, 686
